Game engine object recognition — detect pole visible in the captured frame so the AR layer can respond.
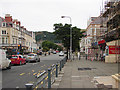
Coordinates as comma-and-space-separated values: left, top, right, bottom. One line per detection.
61, 16, 72, 61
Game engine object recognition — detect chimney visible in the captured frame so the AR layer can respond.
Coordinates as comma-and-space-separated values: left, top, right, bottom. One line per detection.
5, 14, 12, 22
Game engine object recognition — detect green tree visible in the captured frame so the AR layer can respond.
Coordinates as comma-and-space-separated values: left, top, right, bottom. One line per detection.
42, 40, 63, 51
53, 23, 85, 59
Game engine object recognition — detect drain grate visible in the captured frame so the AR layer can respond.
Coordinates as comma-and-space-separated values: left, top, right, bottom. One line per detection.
78, 67, 95, 71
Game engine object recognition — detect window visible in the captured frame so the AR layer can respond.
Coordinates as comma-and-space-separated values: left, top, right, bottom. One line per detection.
94, 28, 96, 35
13, 38, 14, 44
2, 37, 4, 44
16, 39, 17, 44
6, 37, 8, 44
2, 22, 6, 27
2, 30, 7, 34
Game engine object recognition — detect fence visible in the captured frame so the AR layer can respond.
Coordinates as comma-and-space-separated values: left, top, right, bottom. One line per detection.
25, 56, 67, 89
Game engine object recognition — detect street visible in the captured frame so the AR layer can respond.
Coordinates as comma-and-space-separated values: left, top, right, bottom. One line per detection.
2, 54, 65, 88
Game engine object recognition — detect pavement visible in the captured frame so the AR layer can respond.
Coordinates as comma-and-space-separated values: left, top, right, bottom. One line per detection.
52, 56, 119, 89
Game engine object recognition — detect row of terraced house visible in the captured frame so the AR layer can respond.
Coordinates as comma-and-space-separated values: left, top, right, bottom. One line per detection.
0, 14, 39, 54
80, 0, 120, 63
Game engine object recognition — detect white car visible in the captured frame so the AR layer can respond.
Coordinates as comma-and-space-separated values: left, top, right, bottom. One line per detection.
59, 51, 64, 56
26, 53, 40, 62
0, 49, 11, 69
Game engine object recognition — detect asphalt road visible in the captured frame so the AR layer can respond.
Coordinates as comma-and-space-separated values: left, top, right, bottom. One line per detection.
2, 54, 65, 88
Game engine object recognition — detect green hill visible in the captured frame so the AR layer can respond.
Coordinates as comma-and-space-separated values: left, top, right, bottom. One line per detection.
35, 31, 61, 43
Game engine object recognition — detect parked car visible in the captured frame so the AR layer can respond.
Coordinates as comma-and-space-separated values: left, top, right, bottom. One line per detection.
59, 51, 64, 56
26, 53, 40, 62
53, 51, 56, 54
0, 49, 11, 69
10, 55, 26, 65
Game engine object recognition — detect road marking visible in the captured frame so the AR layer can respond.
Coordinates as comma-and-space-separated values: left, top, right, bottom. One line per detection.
37, 73, 40, 76
33, 63, 37, 65
41, 70, 45, 72
33, 73, 37, 76
20, 73, 25, 76
34, 85, 38, 89
45, 76, 48, 80
41, 81, 43, 84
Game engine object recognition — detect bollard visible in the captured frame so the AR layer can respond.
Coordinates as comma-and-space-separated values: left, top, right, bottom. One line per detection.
86, 54, 87, 60
79, 55, 81, 60
56, 64, 58, 77
48, 68, 51, 89
60, 61, 62, 71
25, 83, 33, 90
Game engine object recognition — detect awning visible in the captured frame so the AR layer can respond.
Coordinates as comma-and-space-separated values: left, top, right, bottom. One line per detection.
98, 40, 105, 44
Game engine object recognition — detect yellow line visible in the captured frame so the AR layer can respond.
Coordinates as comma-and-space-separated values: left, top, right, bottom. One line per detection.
41, 81, 43, 84
33, 73, 37, 76
37, 73, 40, 76
20, 73, 25, 76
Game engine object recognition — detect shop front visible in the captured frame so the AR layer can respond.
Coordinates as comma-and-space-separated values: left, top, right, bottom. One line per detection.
105, 40, 120, 63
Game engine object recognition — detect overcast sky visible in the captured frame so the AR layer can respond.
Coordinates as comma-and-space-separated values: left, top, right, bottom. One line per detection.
0, 0, 106, 32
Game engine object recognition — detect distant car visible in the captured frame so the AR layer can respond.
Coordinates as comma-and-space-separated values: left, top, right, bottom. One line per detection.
56, 50, 59, 53
0, 49, 11, 69
10, 55, 26, 65
59, 51, 64, 56
53, 51, 56, 54
26, 53, 40, 62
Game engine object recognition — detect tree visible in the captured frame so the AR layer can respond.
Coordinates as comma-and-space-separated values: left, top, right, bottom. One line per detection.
53, 23, 85, 59
42, 40, 63, 51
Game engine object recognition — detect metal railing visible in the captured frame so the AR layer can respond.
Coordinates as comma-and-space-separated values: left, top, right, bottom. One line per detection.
25, 56, 67, 89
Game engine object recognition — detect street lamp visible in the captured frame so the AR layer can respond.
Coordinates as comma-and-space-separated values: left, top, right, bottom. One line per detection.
61, 16, 72, 61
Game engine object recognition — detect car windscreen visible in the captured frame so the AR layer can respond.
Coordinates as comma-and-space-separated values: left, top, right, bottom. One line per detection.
28, 54, 34, 56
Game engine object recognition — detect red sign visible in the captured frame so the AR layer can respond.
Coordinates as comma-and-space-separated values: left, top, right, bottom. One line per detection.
109, 46, 120, 54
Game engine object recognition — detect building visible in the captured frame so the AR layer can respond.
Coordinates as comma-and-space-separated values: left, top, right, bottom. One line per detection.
100, 0, 120, 63
0, 14, 38, 54
85, 16, 107, 60
79, 29, 87, 54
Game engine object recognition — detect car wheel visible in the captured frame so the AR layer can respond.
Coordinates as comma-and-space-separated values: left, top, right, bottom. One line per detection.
7, 63, 11, 69
24, 61, 26, 64
38, 58, 40, 62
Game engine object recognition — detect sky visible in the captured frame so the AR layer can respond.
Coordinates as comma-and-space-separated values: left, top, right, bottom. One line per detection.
0, 0, 106, 32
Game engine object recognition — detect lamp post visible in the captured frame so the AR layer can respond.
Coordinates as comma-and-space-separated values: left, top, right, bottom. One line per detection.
61, 16, 72, 61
